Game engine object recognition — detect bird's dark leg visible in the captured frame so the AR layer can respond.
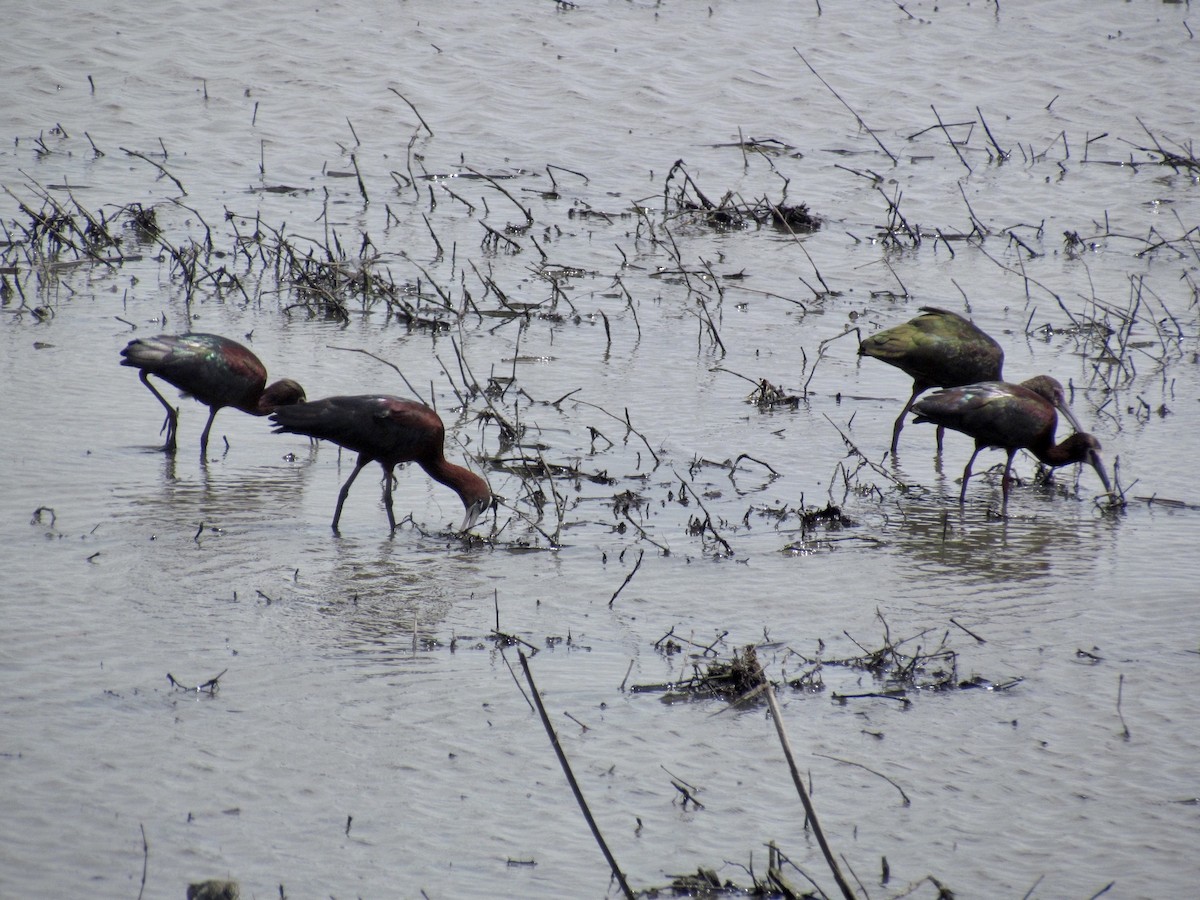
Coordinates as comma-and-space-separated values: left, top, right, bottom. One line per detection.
890, 384, 924, 455
139, 371, 179, 454
332, 456, 370, 533
1000, 450, 1017, 514
936, 425, 946, 456
199, 407, 220, 461
382, 465, 396, 532
959, 446, 983, 503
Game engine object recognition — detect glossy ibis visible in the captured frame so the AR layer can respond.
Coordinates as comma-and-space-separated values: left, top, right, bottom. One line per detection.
270, 395, 492, 534
121, 333, 305, 457
859, 306, 1004, 454
911, 376, 1111, 510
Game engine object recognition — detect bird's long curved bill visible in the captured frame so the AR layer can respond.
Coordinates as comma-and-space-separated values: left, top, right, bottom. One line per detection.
460, 499, 488, 533
1088, 449, 1112, 495
1054, 398, 1085, 434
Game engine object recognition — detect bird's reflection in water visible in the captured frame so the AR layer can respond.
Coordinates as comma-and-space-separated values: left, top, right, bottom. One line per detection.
886, 493, 1120, 611
305, 538, 490, 673
116, 453, 305, 531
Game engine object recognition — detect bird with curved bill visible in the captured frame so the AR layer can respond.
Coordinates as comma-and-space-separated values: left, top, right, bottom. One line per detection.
121, 333, 305, 457
271, 395, 491, 534
859, 306, 1004, 454
912, 376, 1111, 511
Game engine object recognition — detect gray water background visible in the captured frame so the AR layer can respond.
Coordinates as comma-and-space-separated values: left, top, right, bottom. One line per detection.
2, 1, 1198, 897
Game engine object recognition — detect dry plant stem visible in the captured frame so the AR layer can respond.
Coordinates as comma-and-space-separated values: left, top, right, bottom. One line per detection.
480, 221, 523, 252
388, 87, 434, 136
536, 448, 565, 545
949, 618, 986, 643
930, 105, 972, 172
570, 397, 660, 467
407, 257, 454, 308
764, 687, 856, 900
1116, 673, 1131, 739
465, 166, 534, 226
822, 415, 906, 487
492, 497, 560, 547
517, 651, 635, 900
501, 650, 535, 713
803, 329, 860, 398
120, 146, 187, 195
326, 345, 427, 405
794, 49, 897, 164
976, 105, 1009, 160
136, 823, 148, 900
958, 183, 989, 237
350, 153, 369, 203
620, 510, 670, 553
450, 336, 520, 438
608, 548, 644, 608
814, 753, 911, 806
767, 200, 832, 294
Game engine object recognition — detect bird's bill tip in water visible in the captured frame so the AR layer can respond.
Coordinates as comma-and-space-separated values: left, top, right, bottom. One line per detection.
460, 497, 490, 533
1088, 449, 1113, 495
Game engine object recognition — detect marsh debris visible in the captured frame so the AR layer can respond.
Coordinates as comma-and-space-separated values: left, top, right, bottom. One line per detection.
800, 617, 1023, 701
650, 842, 828, 898
633, 643, 767, 701
662, 161, 820, 233
186, 881, 239, 900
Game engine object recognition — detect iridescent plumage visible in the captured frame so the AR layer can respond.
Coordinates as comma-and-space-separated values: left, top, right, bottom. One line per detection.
121, 333, 305, 457
912, 377, 1111, 510
271, 395, 491, 534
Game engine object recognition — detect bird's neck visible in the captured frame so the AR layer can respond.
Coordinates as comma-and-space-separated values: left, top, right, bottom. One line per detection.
419, 457, 487, 502
1037, 436, 1079, 468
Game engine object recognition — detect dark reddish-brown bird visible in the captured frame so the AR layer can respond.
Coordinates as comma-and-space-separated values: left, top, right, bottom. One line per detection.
859, 306, 1004, 454
121, 333, 306, 457
270, 395, 492, 534
911, 375, 1111, 511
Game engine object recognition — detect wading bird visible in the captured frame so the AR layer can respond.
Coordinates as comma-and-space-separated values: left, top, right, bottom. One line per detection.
859, 306, 1004, 454
270, 395, 491, 534
121, 333, 306, 457
911, 376, 1111, 511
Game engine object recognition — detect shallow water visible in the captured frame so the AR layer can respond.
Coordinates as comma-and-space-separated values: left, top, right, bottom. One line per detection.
3, 1, 1199, 897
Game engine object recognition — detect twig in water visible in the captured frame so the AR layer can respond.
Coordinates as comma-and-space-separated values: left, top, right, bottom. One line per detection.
518, 651, 634, 899
466, 166, 534, 227
931, 104, 972, 172
350, 153, 368, 203
814, 753, 911, 806
327, 345, 426, 405
794, 50, 896, 164
802, 329, 860, 399
764, 686, 856, 900
618, 659, 635, 692
388, 87, 434, 136
136, 823, 148, 900
121, 147, 187, 195
976, 105, 1009, 160
1116, 673, 1131, 740
950, 618, 987, 643
609, 549, 645, 608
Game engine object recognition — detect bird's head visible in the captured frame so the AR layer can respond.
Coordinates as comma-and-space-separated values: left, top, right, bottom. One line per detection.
458, 473, 493, 533
263, 379, 307, 410
1061, 432, 1112, 495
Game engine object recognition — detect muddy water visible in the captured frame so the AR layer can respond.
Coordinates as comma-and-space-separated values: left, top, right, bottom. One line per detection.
3, 1, 1199, 897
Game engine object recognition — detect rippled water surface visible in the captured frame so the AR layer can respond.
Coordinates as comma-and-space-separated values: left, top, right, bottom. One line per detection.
3, 1, 1199, 897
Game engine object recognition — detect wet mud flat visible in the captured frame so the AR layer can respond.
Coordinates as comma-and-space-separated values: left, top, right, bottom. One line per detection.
3, 3, 1200, 897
